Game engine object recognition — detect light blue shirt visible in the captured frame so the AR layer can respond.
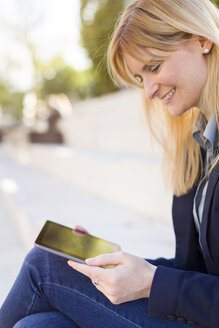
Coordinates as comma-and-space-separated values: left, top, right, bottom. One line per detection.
192, 113, 218, 236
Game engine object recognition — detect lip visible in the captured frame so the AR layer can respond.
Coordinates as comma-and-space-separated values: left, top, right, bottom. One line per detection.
161, 88, 176, 104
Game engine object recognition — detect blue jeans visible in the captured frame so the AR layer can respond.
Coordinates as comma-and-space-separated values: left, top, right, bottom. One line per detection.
0, 248, 198, 328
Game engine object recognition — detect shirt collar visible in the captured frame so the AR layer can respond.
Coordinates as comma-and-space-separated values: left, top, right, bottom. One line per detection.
193, 112, 218, 157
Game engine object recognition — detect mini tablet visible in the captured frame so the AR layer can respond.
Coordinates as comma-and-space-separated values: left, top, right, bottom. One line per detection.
34, 220, 121, 263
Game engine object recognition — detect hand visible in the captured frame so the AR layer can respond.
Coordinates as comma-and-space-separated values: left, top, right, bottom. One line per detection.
68, 251, 157, 304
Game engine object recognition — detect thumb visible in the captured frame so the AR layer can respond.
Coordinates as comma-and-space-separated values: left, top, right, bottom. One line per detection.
85, 251, 124, 267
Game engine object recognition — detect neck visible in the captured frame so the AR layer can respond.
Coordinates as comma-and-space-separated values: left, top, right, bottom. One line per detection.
199, 109, 210, 122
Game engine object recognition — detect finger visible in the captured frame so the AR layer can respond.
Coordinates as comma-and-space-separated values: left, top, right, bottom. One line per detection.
85, 251, 124, 267
91, 278, 108, 296
67, 260, 103, 280
68, 261, 109, 297
91, 278, 104, 290
73, 225, 89, 236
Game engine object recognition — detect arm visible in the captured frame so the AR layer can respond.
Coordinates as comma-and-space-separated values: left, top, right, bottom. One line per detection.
149, 265, 219, 328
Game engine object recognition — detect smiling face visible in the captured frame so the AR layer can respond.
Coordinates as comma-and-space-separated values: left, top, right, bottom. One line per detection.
123, 37, 212, 117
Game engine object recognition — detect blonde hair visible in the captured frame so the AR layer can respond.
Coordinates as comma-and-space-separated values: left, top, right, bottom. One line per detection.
107, 0, 219, 196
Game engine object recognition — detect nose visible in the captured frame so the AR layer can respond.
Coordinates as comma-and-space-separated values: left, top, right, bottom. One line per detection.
143, 76, 159, 100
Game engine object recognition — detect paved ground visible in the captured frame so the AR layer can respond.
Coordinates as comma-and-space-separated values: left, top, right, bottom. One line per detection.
0, 144, 175, 307
0, 196, 26, 306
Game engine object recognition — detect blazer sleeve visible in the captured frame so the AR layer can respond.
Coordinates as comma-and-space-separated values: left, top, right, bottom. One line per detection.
146, 257, 174, 267
148, 265, 219, 328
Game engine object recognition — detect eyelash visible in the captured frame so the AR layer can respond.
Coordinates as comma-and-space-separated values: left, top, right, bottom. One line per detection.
135, 63, 161, 84
150, 64, 161, 73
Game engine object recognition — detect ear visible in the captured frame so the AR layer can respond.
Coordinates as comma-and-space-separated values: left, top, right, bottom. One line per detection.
198, 37, 213, 54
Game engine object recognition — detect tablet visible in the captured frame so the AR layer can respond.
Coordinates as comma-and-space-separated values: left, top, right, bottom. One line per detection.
34, 220, 121, 263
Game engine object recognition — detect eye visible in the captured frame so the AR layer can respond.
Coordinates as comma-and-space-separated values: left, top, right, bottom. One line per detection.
150, 64, 161, 74
134, 75, 143, 84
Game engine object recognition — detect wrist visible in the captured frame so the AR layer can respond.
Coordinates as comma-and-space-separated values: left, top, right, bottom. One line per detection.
147, 264, 157, 297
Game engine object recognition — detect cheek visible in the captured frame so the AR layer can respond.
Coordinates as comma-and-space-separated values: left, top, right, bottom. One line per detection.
160, 59, 183, 86
186, 53, 207, 84
187, 61, 207, 97
197, 61, 208, 88
160, 68, 179, 86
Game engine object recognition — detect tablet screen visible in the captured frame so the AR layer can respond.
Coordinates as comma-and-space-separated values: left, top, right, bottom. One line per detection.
35, 220, 120, 261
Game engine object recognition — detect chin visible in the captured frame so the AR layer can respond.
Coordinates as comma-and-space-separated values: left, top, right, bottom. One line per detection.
167, 105, 189, 117
168, 109, 185, 117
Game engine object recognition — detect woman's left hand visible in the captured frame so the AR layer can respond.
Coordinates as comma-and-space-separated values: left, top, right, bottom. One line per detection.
67, 251, 157, 304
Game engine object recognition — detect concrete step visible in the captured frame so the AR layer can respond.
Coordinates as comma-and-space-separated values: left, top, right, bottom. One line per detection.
5, 143, 172, 223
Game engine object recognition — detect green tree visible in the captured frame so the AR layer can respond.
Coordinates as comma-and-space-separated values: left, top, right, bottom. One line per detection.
0, 81, 24, 120
38, 57, 96, 100
0, 0, 42, 119
7, 92, 24, 120
80, 0, 126, 96
0, 82, 11, 110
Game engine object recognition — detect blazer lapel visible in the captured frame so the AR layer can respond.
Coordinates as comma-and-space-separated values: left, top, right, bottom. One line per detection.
200, 163, 219, 261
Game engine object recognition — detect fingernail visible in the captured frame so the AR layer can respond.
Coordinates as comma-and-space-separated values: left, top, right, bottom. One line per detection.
85, 258, 94, 264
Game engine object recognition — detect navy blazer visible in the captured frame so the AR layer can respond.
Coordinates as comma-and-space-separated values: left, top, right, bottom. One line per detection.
148, 162, 219, 328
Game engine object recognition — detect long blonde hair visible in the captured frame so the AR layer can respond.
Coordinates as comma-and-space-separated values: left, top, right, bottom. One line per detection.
107, 0, 219, 196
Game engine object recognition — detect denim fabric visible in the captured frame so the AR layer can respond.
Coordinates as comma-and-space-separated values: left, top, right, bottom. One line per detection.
0, 248, 200, 328
13, 312, 79, 328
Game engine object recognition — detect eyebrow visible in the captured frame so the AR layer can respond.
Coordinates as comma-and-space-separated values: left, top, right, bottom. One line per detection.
133, 61, 160, 78
142, 60, 160, 70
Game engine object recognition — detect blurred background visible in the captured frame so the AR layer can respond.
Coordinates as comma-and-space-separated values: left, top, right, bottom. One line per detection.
0, 0, 178, 306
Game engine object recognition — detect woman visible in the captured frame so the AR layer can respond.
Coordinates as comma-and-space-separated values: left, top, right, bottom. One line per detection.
1, 0, 219, 327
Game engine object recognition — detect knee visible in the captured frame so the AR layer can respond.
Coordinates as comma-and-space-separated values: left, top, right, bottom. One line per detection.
13, 315, 40, 328
23, 246, 67, 275
21, 247, 50, 279
24, 247, 47, 268
13, 318, 29, 328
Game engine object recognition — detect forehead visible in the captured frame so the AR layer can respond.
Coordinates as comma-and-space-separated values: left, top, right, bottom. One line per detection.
122, 41, 192, 72
123, 48, 168, 71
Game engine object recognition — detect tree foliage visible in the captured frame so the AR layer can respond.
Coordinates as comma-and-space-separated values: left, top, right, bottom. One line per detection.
38, 57, 96, 101
80, 0, 126, 96
0, 81, 24, 120
1, 0, 219, 120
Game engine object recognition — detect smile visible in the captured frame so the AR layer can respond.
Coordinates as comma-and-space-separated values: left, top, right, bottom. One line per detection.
161, 88, 176, 103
